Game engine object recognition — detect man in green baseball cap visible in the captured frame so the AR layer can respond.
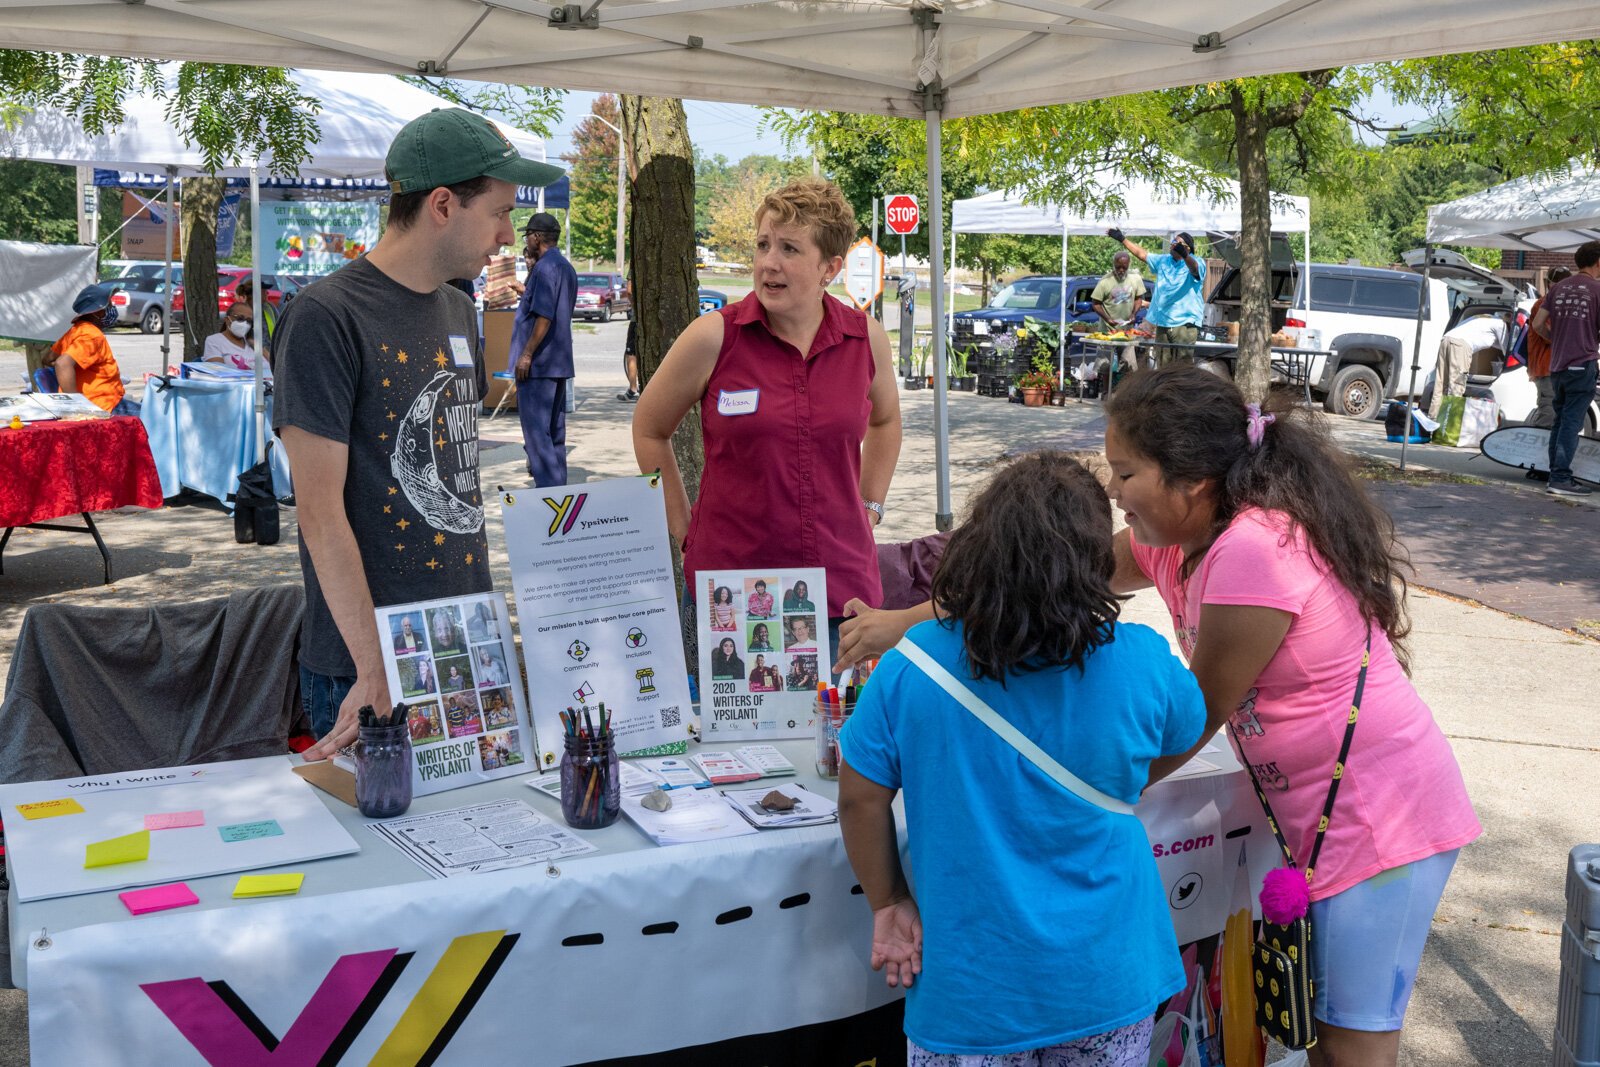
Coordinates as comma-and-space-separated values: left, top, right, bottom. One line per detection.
274, 107, 565, 762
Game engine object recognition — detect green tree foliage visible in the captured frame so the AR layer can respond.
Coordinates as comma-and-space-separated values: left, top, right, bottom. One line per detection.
565, 94, 622, 263
0, 159, 77, 243
401, 76, 565, 140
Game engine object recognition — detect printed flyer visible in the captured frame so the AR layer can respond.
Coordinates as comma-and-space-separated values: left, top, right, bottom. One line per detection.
695, 568, 827, 740
372, 591, 536, 797
501, 474, 692, 766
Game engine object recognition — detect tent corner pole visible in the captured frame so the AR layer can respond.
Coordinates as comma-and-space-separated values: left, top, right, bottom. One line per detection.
927, 106, 951, 533
161, 165, 176, 368
1400, 242, 1433, 471
1058, 226, 1068, 391
251, 164, 266, 466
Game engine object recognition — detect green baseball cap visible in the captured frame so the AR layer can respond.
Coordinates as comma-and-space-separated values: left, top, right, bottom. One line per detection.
386, 108, 565, 194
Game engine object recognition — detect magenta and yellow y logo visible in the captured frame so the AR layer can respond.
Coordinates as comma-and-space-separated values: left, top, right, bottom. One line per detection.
543, 493, 587, 536
141, 930, 517, 1066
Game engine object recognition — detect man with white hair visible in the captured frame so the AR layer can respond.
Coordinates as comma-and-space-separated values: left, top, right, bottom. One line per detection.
1089, 251, 1147, 329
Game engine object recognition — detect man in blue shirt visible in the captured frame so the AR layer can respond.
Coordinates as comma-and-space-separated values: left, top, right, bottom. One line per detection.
510, 212, 577, 485
1109, 228, 1206, 366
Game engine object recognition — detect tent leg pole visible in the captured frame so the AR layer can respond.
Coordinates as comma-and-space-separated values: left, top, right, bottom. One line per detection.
1059, 227, 1068, 391
161, 165, 175, 369
927, 107, 951, 533
1400, 243, 1433, 471
251, 164, 266, 466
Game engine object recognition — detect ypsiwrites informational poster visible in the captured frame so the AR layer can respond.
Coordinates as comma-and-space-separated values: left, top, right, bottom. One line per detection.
372, 591, 536, 796
501, 474, 692, 767
695, 568, 827, 740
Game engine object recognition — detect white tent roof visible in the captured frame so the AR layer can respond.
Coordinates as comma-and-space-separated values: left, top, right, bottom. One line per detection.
0, 2, 1591, 120
953, 173, 1309, 237
1426, 165, 1600, 251
0, 68, 547, 178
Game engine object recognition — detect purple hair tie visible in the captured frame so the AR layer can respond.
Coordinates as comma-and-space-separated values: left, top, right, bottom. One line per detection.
1246, 403, 1276, 449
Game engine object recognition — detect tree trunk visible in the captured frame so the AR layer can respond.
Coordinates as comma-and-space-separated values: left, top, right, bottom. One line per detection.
1230, 88, 1273, 405
180, 177, 224, 360
621, 95, 701, 502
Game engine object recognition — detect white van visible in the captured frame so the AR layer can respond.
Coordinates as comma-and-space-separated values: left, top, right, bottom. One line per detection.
1204, 245, 1527, 418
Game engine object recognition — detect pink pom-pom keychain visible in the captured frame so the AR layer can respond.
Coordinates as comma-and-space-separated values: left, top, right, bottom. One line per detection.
1260, 866, 1311, 925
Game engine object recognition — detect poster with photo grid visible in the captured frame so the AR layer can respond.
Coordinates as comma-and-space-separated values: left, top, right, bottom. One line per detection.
374, 591, 536, 797
695, 568, 827, 740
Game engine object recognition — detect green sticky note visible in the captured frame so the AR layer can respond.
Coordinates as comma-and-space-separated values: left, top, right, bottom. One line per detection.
84, 829, 150, 868
232, 873, 304, 898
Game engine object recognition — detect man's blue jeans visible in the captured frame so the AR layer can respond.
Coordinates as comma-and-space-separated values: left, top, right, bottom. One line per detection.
1548, 361, 1598, 485
299, 666, 354, 739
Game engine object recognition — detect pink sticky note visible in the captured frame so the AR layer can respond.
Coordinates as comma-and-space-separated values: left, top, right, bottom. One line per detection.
119, 883, 199, 915
144, 810, 205, 831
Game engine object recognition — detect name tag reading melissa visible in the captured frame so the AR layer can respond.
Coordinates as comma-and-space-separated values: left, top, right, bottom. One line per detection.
448, 335, 474, 368
717, 388, 760, 416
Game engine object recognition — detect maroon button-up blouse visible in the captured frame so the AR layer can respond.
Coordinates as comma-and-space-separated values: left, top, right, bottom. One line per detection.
682, 292, 881, 617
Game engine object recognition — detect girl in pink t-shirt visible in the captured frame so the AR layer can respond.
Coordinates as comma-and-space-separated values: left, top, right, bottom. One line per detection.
1104, 365, 1480, 1067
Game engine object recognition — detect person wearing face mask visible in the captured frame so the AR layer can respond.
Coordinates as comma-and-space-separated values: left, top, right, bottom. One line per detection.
1108, 228, 1206, 366
634, 178, 902, 668
204, 302, 271, 375
510, 211, 577, 486
51, 286, 137, 415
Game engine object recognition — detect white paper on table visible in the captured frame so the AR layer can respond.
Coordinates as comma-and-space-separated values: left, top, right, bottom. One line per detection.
0, 756, 359, 902
735, 745, 796, 777
369, 798, 596, 878
619, 788, 757, 846
720, 783, 838, 829
525, 761, 664, 800
634, 757, 708, 789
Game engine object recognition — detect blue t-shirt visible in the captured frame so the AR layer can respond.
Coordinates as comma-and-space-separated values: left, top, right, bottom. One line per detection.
840, 619, 1205, 1055
1145, 252, 1207, 328
508, 247, 577, 378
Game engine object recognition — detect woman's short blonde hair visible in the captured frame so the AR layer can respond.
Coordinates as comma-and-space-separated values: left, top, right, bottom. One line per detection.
754, 178, 857, 262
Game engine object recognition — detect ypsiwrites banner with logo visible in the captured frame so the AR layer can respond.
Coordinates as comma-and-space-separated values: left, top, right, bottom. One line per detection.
695, 568, 828, 740
261, 200, 379, 275
367, 590, 536, 796
499, 474, 691, 766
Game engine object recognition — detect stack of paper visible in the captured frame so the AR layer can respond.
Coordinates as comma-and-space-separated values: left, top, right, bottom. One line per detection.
722, 783, 838, 829
26, 393, 109, 419
0, 395, 58, 423
690, 746, 797, 784
634, 756, 709, 789
619, 788, 757, 846
731, 745, 796, 778
181, 361, 254, 381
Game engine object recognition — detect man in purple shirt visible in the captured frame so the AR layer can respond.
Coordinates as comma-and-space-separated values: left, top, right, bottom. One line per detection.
510, 212, 577, 485
1532, 240, 1600, 496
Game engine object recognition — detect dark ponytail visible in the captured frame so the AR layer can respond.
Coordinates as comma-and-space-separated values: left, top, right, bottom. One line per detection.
1105, 365, 1411, 666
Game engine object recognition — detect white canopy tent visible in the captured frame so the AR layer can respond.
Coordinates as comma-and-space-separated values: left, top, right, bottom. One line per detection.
950, 175, 1312, 383
3, 0, 1595, 527
2, 68, 552, 465
1396, 164, 1600, 468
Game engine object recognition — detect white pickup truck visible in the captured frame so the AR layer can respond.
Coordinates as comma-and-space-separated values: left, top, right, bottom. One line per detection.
1202, 247, 1528, 418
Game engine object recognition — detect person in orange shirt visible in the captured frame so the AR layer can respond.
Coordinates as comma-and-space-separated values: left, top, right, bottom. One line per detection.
51, 287, 136, 415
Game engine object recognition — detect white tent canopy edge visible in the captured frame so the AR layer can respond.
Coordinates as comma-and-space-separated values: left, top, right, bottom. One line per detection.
8, 1, 1599, 526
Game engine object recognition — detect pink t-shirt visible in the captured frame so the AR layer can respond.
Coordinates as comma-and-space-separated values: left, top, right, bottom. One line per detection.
1131, 508, 1480, 901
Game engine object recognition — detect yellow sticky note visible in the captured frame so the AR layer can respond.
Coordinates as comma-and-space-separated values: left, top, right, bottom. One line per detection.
84, 830, 151, 868
232, 873, 304, 898
17, 798, 85, 820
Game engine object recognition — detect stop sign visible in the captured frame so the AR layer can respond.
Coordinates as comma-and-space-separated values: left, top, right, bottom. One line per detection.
885, 194, 919, 235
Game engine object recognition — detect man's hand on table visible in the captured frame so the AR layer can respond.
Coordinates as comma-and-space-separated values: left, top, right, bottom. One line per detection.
302, 672, 394, 761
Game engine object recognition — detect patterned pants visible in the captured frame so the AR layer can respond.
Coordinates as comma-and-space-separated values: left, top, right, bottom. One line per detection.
907, 1016, 1154, 1067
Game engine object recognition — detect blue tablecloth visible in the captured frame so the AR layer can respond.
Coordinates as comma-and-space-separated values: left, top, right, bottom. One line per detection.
139, 378, 293, 510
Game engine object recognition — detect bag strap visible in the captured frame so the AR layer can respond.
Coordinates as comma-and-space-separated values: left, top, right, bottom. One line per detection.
893, 636, 1136, 817
1242, 628, 1372, 888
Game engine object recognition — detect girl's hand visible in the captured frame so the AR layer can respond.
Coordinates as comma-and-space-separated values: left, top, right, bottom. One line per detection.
870, 897, 923, 988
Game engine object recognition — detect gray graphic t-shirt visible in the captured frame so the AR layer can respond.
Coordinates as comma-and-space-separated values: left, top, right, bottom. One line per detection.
273, 257, 491, 677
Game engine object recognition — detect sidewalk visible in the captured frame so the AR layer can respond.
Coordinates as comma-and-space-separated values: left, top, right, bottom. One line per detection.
0, 359, 1596, 1066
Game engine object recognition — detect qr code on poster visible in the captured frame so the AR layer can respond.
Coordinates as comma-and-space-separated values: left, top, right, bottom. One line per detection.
660, 706, 681, 728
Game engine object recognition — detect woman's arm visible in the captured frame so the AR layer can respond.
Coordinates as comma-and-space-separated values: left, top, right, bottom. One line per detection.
839, 761, 921, 988
858, 318, 902, 520
1146, 603, 1291, 788
631, 313, 724, 544
834, 598, 937, 672
51, 353, 77, 393
1111, 527, 1154, 595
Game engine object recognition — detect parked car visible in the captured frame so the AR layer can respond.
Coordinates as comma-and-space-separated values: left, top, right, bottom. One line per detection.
1486, 364, 1600, 436
1202, 245, 1528, 418
698, 287, 728, 314
171, 267, 289, 321
106, 262, 184, 334
572, 271, 631, 322
952, 273, 1137, 357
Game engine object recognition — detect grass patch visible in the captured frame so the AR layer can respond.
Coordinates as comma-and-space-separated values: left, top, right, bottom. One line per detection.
1350, 455, 1486, 486
573, 324, 598, 334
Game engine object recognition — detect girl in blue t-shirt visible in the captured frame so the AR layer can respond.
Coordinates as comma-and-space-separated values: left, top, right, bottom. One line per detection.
839, 452, 1206, 1067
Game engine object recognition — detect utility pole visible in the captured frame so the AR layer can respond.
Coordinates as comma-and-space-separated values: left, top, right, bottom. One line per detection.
75, 166, 99, 246
590, 114, 627, 272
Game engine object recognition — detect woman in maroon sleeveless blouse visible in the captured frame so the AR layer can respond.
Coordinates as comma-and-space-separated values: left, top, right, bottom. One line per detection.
634, 178, 901, 658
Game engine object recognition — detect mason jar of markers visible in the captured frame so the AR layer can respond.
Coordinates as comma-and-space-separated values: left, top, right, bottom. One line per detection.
559, 705, 620, 830
813, 684, 855, 781
356, 704, 413, 819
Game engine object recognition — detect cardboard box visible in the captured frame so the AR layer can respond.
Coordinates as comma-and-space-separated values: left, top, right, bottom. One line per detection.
483, 309, 518, 413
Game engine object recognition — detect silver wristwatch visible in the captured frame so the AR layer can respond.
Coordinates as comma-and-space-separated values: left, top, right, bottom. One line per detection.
863, 500, 886, 520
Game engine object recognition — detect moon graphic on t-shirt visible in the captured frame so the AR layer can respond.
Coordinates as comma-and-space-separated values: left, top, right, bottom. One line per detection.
391, 370, 482, 535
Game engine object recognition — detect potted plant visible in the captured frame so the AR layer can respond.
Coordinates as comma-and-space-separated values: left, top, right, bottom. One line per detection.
1015, 368, 1054, 406
904, 339, 928, 390
949, 344, 978, 392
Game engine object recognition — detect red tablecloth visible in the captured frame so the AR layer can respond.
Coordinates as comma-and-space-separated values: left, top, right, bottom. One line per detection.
0, 416, 164, 527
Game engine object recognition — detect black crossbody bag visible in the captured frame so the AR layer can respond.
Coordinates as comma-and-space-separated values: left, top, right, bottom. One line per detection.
1242, 631, 1370, 1051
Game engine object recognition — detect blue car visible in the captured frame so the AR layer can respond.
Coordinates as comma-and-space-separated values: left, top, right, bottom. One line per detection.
952, 273, 1146, 369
